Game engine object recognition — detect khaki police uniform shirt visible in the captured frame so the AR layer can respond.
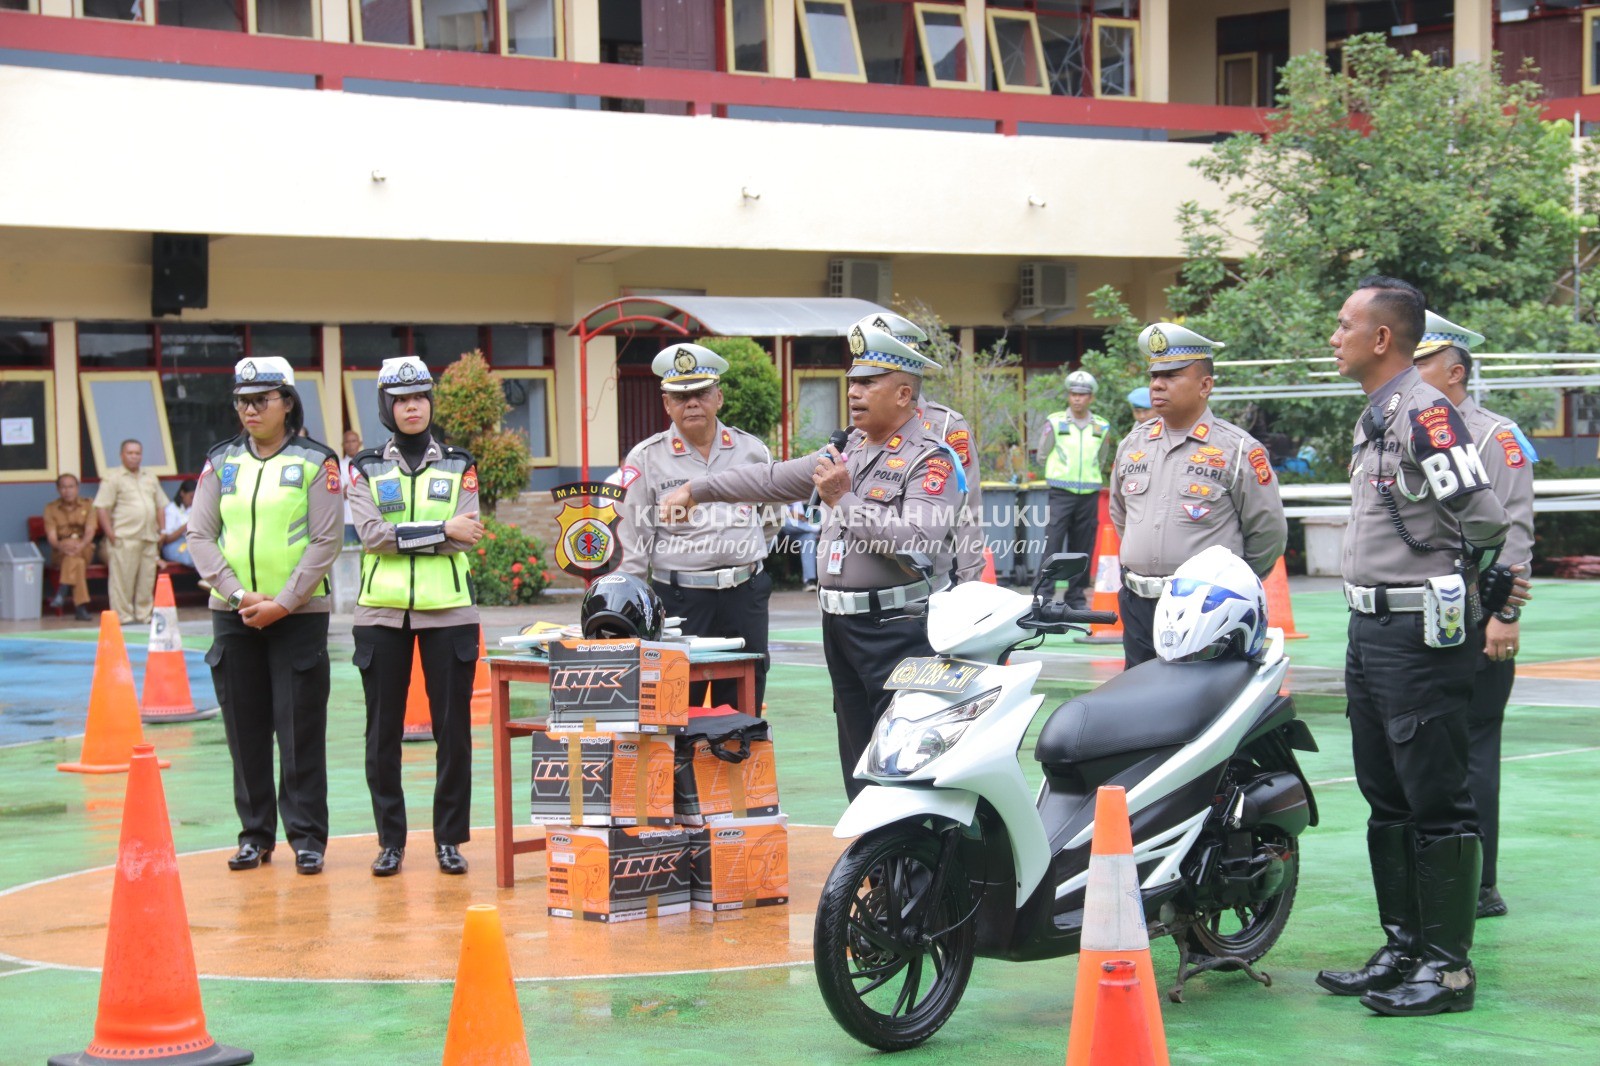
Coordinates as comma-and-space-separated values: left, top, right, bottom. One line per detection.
916, 398, 985, 583
188, 435, 344, 615
1459, 397, 1534, 573
1110, 410, 1287, 579
617, 421, 770, 581
95, 466, 167, 543
43, 497, 97, 551
689, 412, 963, 591
1342, 366, 1509, 586
347, 436, 481, 630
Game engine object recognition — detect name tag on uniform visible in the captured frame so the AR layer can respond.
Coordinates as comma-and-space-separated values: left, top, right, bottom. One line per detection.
218, 463, 239, 496
279, 464, 304, 487
826, 540, 845, 576
376, 479, 405, 514
427, 477, 452, 501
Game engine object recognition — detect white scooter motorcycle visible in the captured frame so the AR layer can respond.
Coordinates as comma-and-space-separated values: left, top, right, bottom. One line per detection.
812, 554, 1319, 1051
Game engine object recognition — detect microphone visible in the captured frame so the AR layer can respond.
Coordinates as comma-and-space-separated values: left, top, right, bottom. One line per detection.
808, 429, 851, 510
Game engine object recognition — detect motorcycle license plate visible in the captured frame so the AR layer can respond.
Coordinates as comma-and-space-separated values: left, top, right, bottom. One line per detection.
884, 657, 986, 695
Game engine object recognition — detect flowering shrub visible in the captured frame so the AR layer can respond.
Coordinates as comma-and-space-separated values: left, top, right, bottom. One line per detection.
469, 517, 552, 606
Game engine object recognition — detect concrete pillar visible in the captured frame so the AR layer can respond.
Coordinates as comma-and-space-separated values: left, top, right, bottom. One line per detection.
568, 0, 600, 64
771, 0, 797, 79
964, 0, 986, 87
320, 325, 344, 443
1288, 0, 1324, 59
52, 320, 79, 477
1141, 0, 1169, 103
1454, 0, 1493, 67
555, 262, 619, 474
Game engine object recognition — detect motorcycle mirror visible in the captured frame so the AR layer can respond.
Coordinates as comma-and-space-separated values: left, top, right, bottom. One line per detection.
1032, 553, 1088, 598
897, 550, 935, 581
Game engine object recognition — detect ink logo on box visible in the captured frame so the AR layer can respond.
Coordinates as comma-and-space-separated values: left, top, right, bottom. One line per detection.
715, 828, 745, 841
549, 833, 573, 846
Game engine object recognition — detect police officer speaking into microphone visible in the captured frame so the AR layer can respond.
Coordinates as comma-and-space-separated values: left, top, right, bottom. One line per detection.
348, 356, 486, 878
615, 343, 774, 710
1108, 322, 1286, 669
1315, 277, 1510, 1018
1411, 310, 1535, 922
657, 323, 962, 797
188, 356, 342, 876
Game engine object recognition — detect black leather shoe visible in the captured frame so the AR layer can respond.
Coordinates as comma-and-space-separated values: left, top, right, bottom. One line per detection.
227, 843, 273, 871
74, 605, 93, 622
371, 847, 404, 877
436, 844, 468, 875
1316, 946, 1414, 996
295, 850, 324, 875
1362, 834, 1481, 1017
1477, 885, 1507, 919
1316, 824, 1419, 996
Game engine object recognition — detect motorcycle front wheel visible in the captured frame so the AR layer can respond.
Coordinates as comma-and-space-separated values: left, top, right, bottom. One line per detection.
813, 823, 976, 1051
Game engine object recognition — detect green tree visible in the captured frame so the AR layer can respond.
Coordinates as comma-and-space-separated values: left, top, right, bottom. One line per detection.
433, 350, 533, 512
1096, 34, 1598, 465
698, 336, 781, 440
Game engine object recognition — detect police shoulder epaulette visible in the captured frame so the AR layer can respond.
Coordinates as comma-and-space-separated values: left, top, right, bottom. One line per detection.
205, 434, 248, 464
352, 447, 387, 474
442, 444, 475, 466
285, 437, 338, 464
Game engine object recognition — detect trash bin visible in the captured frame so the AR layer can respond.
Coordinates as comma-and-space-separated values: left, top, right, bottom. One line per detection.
0, 542, 44, 621
1301, 514, 1349, 578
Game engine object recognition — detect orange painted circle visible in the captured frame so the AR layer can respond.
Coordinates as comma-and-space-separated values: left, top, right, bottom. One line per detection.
0, 827, 845, 982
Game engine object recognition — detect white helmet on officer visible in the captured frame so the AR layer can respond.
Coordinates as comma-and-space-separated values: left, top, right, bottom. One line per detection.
1065, 369, 1097, 394
852, 312, 928, 350
377, 356, 434, 433
1153, 546, 1268, 662
651, 342, 728, 393
1414, 310, 1486, 361
845, 323, 941, 379
1139, 322, 1225, 374
233, 356, 305, 435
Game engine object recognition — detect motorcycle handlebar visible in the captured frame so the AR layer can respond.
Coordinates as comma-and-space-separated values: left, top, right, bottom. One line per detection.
1031, 602, 1119, 627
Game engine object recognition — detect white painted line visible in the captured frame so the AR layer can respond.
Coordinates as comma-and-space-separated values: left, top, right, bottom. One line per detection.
1310, 744, 1600, 787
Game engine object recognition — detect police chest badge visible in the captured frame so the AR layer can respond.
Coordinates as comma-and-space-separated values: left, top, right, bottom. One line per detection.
428, 477, 453, 502
218, 463, 240, 496
550, 481, 627, 578
279, 463, 304, 488
376, 478, 405, 513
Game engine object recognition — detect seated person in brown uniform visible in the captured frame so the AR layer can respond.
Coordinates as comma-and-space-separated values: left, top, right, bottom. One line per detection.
44, 473, 98, 622
1108, 322, 1287, 668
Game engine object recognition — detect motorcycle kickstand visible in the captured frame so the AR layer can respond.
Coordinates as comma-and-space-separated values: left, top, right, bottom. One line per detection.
1166, 926, 1273, 1004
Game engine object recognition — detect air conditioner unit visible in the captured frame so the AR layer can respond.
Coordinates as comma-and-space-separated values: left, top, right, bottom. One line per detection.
1014, 261, 1078, 322
828, 258, 892, 305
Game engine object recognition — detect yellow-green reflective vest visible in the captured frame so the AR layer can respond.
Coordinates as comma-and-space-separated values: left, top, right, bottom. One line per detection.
1044, 413, 1111, 492
210, 436, 336, 603
356, 448, 473, 611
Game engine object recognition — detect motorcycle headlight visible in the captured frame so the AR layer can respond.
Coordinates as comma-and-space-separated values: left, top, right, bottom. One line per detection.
866, 687, 1002, 777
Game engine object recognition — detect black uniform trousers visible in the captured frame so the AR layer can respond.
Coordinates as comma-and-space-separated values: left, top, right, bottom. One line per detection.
653, 569, 772, 712
1041, 488, 1098, 607
1117, 587, 1159, 670
207, 609, 330, 855
1345, 611, 1479, 845
821, 609, 934, 800
353, 619, 478, 850
1467, 631, 1516, 888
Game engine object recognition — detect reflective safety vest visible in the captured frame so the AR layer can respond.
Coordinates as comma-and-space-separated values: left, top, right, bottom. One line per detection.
1044, 413, 1111, 492
357, 447, 473, 611
210, 436, 337, 602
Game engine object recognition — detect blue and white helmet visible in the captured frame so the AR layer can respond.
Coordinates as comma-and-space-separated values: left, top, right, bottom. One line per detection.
1153, 546, 1267, 662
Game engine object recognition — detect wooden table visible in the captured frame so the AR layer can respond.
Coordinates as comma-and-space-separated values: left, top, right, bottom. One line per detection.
489, 649, 763, 888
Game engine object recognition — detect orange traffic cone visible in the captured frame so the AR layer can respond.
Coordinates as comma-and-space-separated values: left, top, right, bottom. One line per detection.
141, 573, 220, 724
1263, 557, 1308, 639
470, 627, 492, 724
1086, 960, 1158, 1066
1076, 524, 1124, 646
1064, 786, 1169, 1066
442, 904, 530, 1066
49, 743, 252, 1066
59, 613, 170, 774
403, 639, 434, 742
980, 546, 998, 585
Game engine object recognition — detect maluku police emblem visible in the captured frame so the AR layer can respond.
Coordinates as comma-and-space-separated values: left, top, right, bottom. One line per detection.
550, 481, 627, 578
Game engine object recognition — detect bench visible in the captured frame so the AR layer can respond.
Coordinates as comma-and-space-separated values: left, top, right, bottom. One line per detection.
28, 515, 202, 615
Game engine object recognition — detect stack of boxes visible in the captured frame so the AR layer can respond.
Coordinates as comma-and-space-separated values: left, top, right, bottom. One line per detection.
533, 638, 790, 922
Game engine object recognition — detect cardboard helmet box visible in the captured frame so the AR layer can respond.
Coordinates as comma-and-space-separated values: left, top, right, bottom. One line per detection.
547, 638, 689, 734
688, 816, 789, 911
546, 825, 691, 922
673, 709, 779, 824
529, 731, 675, 826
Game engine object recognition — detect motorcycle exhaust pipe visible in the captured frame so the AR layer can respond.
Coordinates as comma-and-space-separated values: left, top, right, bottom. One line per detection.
1237, 771, 1311, 837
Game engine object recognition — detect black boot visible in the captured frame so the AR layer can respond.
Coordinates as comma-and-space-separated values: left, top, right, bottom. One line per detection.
1362, 834, 1480, 1017
1316, 824, 1417, 996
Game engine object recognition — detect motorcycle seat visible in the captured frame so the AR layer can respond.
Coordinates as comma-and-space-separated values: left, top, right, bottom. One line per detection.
1034, 657, 1257, 767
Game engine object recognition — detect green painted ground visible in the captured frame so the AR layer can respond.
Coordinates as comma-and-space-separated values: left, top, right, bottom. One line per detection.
2, 585, 1598, 1064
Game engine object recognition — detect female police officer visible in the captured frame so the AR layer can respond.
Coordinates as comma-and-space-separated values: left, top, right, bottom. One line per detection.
188, 356, 342, 875
348, 356, 485, 877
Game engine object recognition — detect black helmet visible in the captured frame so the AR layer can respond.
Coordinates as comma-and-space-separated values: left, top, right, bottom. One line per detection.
580, 573, 665, 641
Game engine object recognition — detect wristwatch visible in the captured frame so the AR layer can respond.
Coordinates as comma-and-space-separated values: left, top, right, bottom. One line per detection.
1495, 605, 1520, 623
227, 589, 245, 610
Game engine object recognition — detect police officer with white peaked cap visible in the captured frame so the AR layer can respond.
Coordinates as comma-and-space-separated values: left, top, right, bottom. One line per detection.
615, 342, 774, 709
853, 311, 986, 585
1315, 278, 1509, 1018
657, 323, 964, 797
1035, 367, 1111, 608
348, 356, 486, 878
1108, 322, 1286, 668
188, 356, 342, 875
1411, 310, 1533, 922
